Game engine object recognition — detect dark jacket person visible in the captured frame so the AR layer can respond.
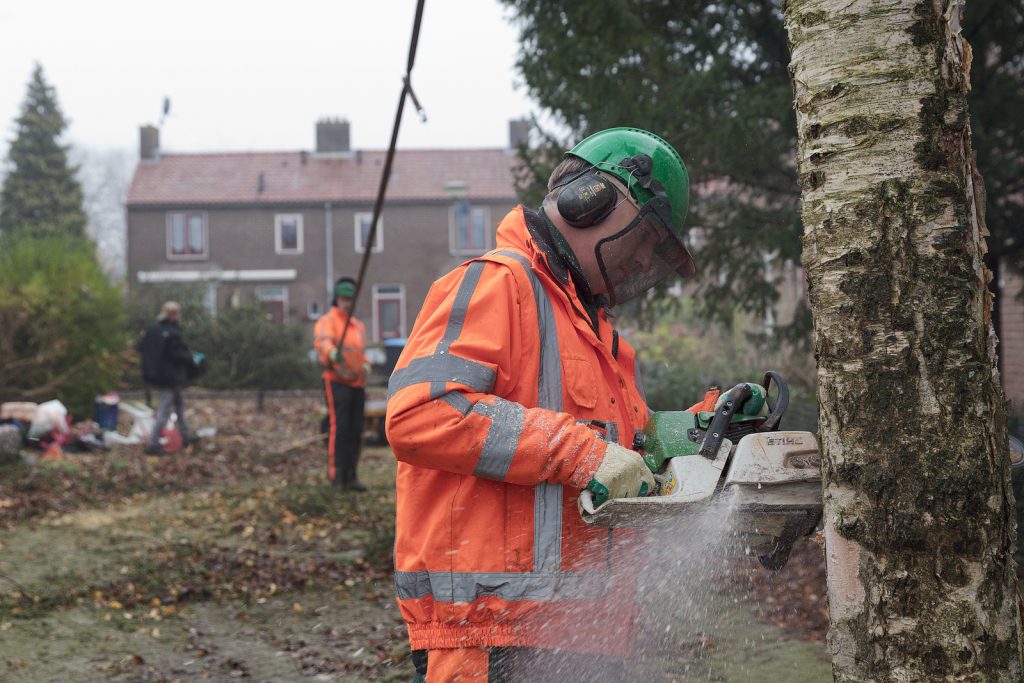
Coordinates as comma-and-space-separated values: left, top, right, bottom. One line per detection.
136, 301, 198, 454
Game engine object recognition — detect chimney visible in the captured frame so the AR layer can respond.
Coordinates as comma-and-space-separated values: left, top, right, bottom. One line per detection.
140, 125, 160, 161
508, 119, 530, 150
316, 118, 350, 154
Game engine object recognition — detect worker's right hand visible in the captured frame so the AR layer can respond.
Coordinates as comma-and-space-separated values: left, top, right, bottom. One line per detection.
328, 348, 340, 364
582, 442, 655, 510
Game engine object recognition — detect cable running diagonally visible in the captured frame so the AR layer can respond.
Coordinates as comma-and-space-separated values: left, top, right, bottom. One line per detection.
339, 0, 427, 345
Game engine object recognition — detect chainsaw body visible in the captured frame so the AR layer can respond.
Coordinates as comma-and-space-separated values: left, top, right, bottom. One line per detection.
579, 372, 823, 570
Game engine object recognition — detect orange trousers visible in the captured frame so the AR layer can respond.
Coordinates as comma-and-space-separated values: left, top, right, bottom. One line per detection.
416, 647, 626, 682
425, 648, 489, 682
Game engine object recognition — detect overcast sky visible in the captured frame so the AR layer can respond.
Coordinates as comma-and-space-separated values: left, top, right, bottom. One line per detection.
0, 0, 542, 158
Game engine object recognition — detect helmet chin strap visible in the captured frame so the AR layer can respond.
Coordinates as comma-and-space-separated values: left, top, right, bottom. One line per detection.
594, 222, 637, 308
594, 203, 668, 307
538, 207, 598, 303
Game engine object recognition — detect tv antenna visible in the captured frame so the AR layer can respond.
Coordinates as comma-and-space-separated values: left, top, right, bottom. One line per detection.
158, 97, 171, 128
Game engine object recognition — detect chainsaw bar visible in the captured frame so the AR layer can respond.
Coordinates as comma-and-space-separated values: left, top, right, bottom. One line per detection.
579, 432, 823, 567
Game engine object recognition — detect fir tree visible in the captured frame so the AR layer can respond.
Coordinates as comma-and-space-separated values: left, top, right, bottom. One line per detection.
0, 63, 87, 240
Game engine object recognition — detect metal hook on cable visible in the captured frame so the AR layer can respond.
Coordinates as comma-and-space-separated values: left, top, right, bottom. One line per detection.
403, 76, 427, 123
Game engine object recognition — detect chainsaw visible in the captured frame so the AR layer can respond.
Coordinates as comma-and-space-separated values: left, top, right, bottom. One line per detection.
579, 371, 823, 570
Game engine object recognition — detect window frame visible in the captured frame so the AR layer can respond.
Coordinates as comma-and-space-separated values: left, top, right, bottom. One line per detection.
372, 283, 406, 342
274, 213, 304, 255
354, 212, 384, 254
448, 202, 491, 256
166, 211, 209, 260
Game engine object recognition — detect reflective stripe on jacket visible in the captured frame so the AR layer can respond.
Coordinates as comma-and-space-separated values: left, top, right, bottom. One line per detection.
386, 206, 650, 654
313, 308, 367, 388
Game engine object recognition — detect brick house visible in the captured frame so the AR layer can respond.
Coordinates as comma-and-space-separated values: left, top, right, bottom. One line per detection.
125, 121, 1024, 421
125, 120, 526, 343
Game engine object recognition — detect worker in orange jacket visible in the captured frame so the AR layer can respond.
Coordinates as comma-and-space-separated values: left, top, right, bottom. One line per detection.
314, 277, 368, 490
386, 128, 695, 681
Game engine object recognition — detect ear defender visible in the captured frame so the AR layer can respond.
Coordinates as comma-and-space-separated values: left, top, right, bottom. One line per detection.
556, 171, 620, 228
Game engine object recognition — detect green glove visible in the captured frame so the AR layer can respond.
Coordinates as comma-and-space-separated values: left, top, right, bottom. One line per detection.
714, 382, 769, 417
585, 442, 655, 507
328, 348, 340, 364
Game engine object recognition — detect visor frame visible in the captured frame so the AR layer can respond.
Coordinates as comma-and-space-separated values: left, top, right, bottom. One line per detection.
593, 201, 694, 307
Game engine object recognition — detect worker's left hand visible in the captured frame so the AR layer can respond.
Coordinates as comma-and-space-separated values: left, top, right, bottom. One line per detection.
580, 442, 655, 512
328, 348, 341, 364
716, 382, 769, 416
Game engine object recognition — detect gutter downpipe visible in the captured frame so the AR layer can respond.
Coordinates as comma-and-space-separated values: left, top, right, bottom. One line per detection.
324, 202, 334, 304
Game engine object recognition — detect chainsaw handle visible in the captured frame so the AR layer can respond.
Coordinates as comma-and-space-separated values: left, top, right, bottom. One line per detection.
699, 383, 752, 458
758, 370, 789, 432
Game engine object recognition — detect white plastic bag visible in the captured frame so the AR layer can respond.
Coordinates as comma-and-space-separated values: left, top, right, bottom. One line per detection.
28, 400, 69, 439
120, 402, 155, 443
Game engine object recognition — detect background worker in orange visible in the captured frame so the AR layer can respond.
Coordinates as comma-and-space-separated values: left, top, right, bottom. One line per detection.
314, 277, 369, 490
386, 128, 695, 681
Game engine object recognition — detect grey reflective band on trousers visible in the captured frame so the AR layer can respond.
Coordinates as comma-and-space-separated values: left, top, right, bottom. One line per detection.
393, 568, 610, 602
393, 248, 610, 603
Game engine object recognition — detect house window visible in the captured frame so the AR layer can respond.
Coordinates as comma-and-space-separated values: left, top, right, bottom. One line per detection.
167, 211, 207, 259
372, 284, 405, 342
255, 286, 288, 324
307, 300, 322, 321
275, 214, 304, 254
354, 212, 383, 253
449, 202, 491, 255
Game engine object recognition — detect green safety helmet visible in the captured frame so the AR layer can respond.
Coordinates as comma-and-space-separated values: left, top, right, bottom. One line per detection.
334, 278, 356, 299
558, 127, 695, 305
566, 127, 690, 235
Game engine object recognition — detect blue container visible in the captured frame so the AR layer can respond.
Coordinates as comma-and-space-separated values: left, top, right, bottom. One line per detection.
94, 398, 120, 431
382, 337, 408, 377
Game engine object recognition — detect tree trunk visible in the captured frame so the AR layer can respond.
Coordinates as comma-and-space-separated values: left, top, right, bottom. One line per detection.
782, 0, 1022, 679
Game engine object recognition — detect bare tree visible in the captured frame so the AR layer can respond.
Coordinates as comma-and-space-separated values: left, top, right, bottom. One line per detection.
783, 0, 1021, 679
72, 145, 133, 279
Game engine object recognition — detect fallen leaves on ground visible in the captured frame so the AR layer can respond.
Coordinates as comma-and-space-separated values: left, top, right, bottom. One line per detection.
0, 394, 413, 681
0, 393, 830, 681
0, 398, 326, 526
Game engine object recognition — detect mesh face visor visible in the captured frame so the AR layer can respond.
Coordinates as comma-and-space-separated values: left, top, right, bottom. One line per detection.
595, 200, 695, 307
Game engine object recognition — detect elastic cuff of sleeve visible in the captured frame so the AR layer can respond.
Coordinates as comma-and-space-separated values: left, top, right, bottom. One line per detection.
568, 440, 607, 489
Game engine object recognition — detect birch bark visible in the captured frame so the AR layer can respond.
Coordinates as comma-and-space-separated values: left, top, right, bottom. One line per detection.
782, 0, 1021, 679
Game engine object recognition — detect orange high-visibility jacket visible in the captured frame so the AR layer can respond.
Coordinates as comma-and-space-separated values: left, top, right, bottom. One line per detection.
313, 307, 367, 388
386, 206, 651, 655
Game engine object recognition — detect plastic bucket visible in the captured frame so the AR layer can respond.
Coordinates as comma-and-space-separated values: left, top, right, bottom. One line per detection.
94, 403, 119, 431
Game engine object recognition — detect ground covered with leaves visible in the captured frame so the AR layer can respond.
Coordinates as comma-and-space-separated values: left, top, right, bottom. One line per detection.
0, 396, 830, 682
1, 397, 409, 682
